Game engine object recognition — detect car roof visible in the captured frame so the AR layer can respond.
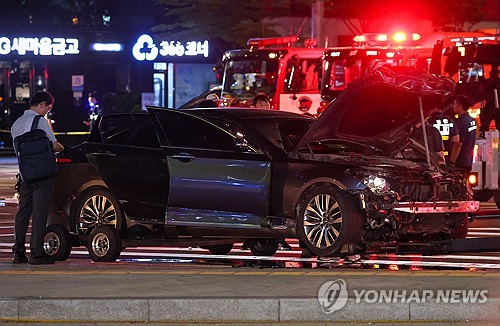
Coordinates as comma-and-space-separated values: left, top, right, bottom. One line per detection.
183, 108, 314, 121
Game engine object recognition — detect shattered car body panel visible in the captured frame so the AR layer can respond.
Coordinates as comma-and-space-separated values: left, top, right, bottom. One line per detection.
291, 67, 478, 244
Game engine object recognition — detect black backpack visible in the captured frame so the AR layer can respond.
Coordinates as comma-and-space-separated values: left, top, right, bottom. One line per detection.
14, 115, 57, 183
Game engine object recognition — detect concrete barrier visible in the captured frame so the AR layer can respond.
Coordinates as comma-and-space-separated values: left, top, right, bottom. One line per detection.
0, 298, 498, 323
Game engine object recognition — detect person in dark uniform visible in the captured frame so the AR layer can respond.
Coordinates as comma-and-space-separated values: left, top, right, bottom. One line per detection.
449, 94, 477, 172
409, 121, 446, 163
428, 107, 459, 162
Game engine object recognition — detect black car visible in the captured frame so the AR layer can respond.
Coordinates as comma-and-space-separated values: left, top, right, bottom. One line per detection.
45, 67, 478, 262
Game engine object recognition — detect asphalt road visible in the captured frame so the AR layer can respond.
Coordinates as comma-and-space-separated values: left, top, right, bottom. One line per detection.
0, 156, 498, 270
0, 156, 499, 323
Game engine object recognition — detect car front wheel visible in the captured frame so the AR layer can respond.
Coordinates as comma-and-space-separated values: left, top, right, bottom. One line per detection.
296, 184, 363, 257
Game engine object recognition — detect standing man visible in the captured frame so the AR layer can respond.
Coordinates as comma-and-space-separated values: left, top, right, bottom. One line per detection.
449, 94, 477, 172
11, 91, 64, 264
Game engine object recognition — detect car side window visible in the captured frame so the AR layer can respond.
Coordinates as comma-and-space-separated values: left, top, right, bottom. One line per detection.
99, 115, 160, 148
154, 110, 236, 151
127, 122, 161, 148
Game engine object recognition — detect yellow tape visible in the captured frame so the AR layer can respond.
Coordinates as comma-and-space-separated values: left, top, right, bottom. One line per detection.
0, 129, 89, 136
53, 131, 90, 136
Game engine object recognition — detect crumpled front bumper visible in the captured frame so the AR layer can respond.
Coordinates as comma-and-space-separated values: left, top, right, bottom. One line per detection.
381, 201, 479, 214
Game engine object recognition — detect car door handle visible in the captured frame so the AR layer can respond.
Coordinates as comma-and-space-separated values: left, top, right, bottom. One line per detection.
91, 151, 116, 157
170, 152, 195, 162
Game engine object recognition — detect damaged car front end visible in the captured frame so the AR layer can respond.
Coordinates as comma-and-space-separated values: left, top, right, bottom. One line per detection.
291, 67, 479, 255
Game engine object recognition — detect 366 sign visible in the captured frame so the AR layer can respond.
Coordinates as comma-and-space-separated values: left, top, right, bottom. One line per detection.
132, 34, 209, 61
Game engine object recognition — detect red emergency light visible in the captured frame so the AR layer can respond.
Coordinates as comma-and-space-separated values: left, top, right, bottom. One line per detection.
247, 36, 299, 48
376, 34, 388, 42
354, 32, 421, 46
392, 32, 407, 43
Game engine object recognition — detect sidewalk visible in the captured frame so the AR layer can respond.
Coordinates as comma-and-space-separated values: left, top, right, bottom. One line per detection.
0, 259, 498, 323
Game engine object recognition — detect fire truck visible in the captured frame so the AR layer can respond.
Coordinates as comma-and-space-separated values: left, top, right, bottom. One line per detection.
319, 31, 498, 114
434, 41, 500, 201
218, 36, 325, 115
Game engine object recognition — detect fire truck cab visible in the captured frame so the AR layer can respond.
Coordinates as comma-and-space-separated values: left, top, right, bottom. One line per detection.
320, 31, 497, 114
219, 36, 324, 115
319, 32, 434, 113
435, 41, 500, 200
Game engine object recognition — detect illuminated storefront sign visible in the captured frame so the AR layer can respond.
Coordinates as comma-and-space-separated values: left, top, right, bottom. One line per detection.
132, 34, 208, 61
90, 43, 123, 52
0, 37, 79, 56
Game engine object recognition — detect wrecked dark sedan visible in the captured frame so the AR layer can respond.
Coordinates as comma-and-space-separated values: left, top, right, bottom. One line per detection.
45, 68, 478, 261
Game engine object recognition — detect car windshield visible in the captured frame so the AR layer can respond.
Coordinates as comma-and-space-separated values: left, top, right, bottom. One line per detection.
245, 117, 313, 151
222, 54, 279, 101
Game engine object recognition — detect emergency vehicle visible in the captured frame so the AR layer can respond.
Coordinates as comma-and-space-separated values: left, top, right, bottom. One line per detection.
219, 36, 325, 115
319, 31, 498, 114
434, 41, 500, 200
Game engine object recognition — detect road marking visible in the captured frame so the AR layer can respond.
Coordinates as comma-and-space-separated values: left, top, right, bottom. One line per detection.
0, 269, 496, 276
468, 232, 500, 236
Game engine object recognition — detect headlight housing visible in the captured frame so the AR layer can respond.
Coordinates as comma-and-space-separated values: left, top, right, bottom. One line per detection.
362, 175, 390, 194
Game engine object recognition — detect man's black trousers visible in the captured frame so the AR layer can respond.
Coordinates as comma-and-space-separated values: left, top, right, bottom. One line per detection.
13, 177, 55, 256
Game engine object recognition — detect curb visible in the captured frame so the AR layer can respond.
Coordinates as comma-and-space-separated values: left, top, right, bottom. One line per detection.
0, 297, 498, 322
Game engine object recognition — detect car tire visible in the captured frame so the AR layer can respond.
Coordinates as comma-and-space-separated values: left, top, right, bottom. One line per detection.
87, 225, 122, 262
450, 214, 469, 239
44, 224, 72, 261
203, 243, 234, 255
74, 188, 123, 235
296, 184, 363, 257
248, 239, 280, 256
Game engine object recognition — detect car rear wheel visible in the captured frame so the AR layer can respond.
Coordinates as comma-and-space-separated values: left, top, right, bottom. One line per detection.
248, 239, 280, 256
87, 225, 122, 262
296, 184, 363, 257
74, 188, 123, 235
44, 224, 72, 261
203, 243, 234, 255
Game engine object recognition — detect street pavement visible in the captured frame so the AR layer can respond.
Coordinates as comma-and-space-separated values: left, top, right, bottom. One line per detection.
0, 260, 499, 323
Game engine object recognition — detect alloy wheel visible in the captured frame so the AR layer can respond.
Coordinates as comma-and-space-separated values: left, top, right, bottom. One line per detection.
80, 195, 117, 233
303, 194, 343, 249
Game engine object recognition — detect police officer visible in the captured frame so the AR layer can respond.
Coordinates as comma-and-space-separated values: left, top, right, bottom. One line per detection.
409, 121, 446, 163
449, 94, 477, 172
428, 106, 459, 162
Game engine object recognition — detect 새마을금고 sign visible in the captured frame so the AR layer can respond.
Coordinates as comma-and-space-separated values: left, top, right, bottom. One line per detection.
0, 36, 80, 56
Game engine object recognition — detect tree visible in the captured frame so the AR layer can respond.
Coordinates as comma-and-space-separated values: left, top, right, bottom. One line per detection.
152, 0, 312, 47
325, 0, 487, 33
0, 0, 110, 28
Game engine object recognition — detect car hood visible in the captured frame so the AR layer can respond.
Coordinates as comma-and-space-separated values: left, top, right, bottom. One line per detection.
296, 67, 455, 154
